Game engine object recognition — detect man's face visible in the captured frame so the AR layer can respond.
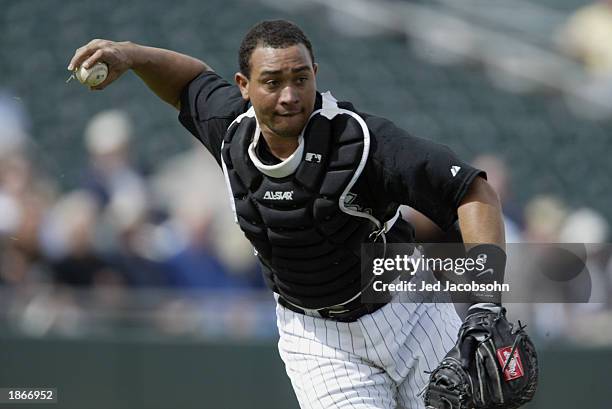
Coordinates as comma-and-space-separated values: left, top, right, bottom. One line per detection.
236, 44, 317, 139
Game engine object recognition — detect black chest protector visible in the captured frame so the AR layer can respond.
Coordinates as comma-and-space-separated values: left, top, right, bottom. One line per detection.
220, 94, 397, 309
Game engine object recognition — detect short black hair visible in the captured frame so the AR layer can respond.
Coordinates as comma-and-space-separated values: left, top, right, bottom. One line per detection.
239, 20, 315, 78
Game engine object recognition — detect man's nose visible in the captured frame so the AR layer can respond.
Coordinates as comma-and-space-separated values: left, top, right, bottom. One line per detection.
279, 85, 299, 104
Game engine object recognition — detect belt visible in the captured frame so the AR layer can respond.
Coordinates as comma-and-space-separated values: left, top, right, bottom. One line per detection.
277, 294, 390, 323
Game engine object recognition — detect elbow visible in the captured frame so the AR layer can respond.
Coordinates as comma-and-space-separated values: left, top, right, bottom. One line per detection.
460, 176, 501, 210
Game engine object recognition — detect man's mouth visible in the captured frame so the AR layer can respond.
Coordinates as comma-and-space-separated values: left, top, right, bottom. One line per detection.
277, 110, 302, 117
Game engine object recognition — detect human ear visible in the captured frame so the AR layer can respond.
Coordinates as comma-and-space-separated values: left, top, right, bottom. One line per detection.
235, 72, 250, 100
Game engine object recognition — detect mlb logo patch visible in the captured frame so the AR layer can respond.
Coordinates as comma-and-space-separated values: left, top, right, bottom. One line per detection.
496, 346, 525, 381
305, 152, 322, 163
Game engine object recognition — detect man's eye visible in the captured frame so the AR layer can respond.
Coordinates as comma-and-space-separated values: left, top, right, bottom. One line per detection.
266, 80, 279, 87
296, 77, 308, 84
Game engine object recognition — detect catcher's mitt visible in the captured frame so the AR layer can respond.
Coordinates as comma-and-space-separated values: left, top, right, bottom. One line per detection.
423, 305, 538, 409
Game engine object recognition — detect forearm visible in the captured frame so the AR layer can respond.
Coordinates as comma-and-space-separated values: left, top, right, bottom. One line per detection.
129, 43, 210, 109
68, 40, 210, 109
457, 177, 506, 304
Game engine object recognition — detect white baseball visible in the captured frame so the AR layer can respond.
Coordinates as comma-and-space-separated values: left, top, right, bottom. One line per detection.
75, 62, 108, 87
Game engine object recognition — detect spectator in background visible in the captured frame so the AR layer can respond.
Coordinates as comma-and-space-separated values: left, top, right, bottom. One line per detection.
41, 190, 123, 287
558, 0, 612, 118
523, 194, 567, 243
559, 207, 610, 308
151, 139, 228, 215
81, 110, 148, 210
160, 191, 263, 290
0, 192, 25, 285
0, 93, 28, 157
151, 139, 263, 289
0, 92, 56, 286
103, 185, 168, 287
472, 154, 523, 242
560, 0, 612, 77
552, 207, 612, 344
79, 110, 170, 287
520, 195, 572, 341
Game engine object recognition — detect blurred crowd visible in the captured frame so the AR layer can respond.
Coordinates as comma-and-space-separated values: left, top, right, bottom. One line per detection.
0, 103, 264, 291
0, 87, 611, 343
0, 97, 275, 339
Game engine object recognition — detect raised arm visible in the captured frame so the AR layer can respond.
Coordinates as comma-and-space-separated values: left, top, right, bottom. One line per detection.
67, 40, 210, 109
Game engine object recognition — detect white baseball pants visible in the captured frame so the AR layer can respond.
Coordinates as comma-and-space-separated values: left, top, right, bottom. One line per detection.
276, 295, 461, 409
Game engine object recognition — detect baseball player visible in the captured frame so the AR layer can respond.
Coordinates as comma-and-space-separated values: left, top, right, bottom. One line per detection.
68, 20, 537, 409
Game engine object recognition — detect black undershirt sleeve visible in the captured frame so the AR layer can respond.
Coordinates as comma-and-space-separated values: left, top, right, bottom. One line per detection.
178, 71, 249, 166
364, 113, 486, 231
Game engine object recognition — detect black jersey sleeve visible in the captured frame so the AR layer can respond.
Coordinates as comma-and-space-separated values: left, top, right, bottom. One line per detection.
365, 114, 486, 231
178, 71, 249, 165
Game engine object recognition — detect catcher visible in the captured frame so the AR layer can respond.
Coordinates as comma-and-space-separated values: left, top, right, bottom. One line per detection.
67, 19, 538, 409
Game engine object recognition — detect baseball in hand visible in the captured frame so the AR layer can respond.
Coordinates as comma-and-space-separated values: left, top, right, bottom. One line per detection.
75, 62, 108, 87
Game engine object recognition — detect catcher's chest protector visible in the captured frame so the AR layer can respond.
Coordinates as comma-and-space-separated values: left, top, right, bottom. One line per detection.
221, 93, 386, 309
